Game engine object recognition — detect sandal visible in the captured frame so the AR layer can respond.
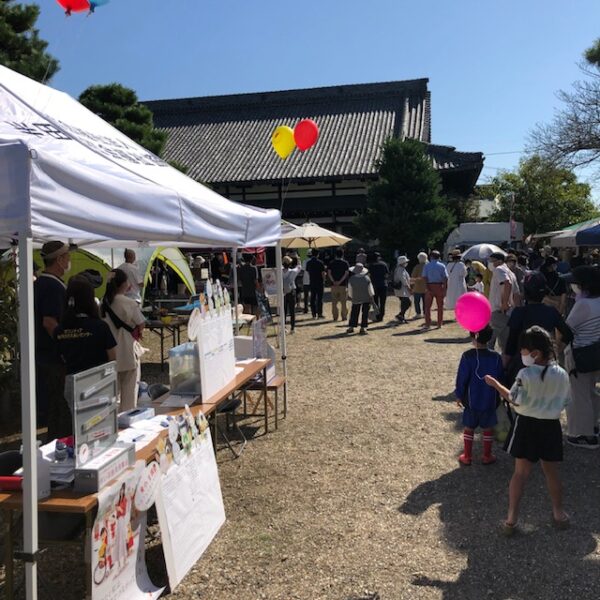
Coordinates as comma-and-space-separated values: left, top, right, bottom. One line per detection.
552, 513, 570, 530
501, 521, 517, 536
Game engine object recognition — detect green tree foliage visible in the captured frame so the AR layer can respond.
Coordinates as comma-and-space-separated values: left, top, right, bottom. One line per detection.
530, 39, 600, 175
0, 0, 59, 82
357, 138, 455, 256
79, 83, 167, 156
487, 156, 598, 234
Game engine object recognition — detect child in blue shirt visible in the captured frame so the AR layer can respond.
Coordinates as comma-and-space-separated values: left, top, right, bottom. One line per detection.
455, 325, 504, 465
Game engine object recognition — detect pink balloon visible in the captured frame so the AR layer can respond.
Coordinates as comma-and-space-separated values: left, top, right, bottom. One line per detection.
455, 292, 491, 332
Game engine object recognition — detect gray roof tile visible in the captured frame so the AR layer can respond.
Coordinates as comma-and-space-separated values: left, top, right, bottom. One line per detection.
145, 80, 482, 185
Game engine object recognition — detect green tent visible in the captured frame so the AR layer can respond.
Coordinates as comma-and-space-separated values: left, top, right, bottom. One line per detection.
27, 247, 196, 300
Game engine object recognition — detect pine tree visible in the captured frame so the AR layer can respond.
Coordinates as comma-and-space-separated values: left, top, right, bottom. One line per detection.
358, 138, 455, 257
79, 83, 167, 156
0, 0, 59, 82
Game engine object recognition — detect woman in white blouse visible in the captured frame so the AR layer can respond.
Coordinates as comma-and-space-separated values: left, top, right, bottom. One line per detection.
102, 268, 146, 411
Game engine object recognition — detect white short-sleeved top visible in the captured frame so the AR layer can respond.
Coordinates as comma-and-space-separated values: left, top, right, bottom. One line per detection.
509, 363, 571, 420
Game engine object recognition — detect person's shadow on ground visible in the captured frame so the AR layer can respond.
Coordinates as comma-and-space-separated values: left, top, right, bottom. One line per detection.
399, 451, 600, 600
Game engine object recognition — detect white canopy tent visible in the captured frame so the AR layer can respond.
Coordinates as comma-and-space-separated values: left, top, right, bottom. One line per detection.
0, 65, 284, 600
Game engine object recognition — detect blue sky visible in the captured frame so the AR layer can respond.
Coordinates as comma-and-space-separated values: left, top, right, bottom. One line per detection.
37, 0, 599, 197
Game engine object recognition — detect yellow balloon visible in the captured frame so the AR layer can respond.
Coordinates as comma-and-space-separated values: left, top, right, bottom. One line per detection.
271, 125, 296, 160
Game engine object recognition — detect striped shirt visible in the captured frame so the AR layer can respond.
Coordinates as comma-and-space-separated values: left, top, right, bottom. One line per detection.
566, 297, 600, 348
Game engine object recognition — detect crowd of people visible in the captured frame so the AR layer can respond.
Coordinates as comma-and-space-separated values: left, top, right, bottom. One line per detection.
273, 242, 599, 535
34, 241, 147, 439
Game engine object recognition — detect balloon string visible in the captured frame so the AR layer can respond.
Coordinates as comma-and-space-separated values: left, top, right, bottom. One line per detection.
280, 175, 291, 214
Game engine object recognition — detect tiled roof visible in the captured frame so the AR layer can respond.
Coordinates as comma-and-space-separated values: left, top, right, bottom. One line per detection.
145, 80, 482, 185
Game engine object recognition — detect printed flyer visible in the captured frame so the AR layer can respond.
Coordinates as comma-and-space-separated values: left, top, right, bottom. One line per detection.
91, 460, 164, 600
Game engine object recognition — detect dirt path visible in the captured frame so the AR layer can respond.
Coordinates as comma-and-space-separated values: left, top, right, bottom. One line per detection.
168, 302, 600, 600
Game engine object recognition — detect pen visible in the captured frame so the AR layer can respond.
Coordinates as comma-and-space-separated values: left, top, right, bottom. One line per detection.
131, 435, 145, 443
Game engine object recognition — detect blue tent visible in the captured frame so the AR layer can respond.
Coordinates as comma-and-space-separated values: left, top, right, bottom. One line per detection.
576, 224, 600, 246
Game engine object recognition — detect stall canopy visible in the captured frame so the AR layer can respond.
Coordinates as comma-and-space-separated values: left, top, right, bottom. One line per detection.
576, 223, 600, 246
550, 218, 600, 248
0, 65, 282, 600
0, 65, 280, 247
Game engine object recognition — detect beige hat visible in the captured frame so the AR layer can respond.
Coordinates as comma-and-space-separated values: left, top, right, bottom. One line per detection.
40, 241, 70, 260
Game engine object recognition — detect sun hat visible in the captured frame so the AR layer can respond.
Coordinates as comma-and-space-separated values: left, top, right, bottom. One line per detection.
450, 249, 462, 257
351, 263, 368, 274
40, 241, 70, 260
397, 255, 409, 265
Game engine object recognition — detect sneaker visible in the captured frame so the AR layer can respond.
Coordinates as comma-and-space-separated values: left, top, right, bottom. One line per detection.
567, 435, 599, 449
482, 454, 497, 465
458, 453, 472, 466
346, 327, 354, 334
359, 328, 368, 335
289, 329, 295, 334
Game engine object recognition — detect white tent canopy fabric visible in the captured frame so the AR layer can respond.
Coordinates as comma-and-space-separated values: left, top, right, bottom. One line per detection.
0, 65, 284, 600
0, 65, 280, 247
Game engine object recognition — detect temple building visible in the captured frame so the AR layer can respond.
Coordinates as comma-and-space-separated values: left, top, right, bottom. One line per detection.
146, 79, 484, 237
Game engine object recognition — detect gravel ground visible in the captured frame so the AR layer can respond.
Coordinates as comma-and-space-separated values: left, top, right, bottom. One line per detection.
2, 295, 600, 599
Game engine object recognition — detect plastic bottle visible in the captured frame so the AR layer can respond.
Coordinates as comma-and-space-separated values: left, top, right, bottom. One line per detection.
37, 442, 51, 499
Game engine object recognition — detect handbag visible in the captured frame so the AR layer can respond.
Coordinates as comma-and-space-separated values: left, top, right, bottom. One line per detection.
572, 340, 600, 373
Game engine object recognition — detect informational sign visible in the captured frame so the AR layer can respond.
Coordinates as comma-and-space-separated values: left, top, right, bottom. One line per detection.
154, 428, 225, 591
90, 461, 164, 600
261, 267, 278, 296
196, 308, 236, 400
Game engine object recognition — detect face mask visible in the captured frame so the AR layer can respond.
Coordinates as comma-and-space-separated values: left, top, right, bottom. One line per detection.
572, 284, 582, 296
521, 352, 537, 367
488, 263, 496, 273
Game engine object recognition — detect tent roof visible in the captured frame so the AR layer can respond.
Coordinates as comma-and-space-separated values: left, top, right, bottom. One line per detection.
0, 65, 280, 248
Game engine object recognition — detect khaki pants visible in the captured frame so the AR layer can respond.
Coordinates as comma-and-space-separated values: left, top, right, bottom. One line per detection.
331, 285, 348, 321
118, 360, 140, 412
490, 310, 510, 352
565, 350, 600, 437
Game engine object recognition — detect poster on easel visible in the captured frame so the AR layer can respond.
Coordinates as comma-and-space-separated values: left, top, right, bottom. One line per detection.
154, 411, 225, 591
261, 267, 278, 296
90, 460, 164, 600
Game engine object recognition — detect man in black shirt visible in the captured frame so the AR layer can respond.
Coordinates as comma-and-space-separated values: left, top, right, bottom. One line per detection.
306, 250, 326, 318
237, 254, 260, 315
327, 249, 350, 321
368, 252, 389, 322
34, 240, 72, 437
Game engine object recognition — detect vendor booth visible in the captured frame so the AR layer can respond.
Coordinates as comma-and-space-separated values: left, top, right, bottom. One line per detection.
0, 64, 285, 600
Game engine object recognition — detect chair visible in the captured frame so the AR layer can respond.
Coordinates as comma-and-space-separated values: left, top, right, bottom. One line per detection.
242, 375, 286, 431
214, 397, 247, 458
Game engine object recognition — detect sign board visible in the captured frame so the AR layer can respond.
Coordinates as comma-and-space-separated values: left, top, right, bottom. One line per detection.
196, 309, 236, 400
154, 426, 225, 590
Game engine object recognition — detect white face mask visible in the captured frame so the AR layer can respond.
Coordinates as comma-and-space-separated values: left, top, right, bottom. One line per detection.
521, 352, 537, 367
488, 263, 496, 273
572, 284, 582, 296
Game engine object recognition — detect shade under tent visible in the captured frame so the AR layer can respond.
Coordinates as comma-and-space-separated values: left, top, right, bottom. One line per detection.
0, 64, 285, 600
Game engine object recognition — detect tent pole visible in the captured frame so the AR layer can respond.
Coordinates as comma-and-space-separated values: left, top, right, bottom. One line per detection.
18, 235, 38, 600
232, 248, 239, 335
275, 242, 287, 402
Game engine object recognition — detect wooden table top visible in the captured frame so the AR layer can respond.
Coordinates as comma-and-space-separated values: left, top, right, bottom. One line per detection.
0, 359, 270, 515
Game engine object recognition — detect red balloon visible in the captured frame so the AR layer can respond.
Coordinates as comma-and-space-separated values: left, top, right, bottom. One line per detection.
56, 0, 90, 14
293, 119, 319, 151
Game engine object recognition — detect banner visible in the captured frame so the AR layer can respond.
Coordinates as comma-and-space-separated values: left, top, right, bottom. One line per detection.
90, 460, 164, 600
154, 409, 226, 591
